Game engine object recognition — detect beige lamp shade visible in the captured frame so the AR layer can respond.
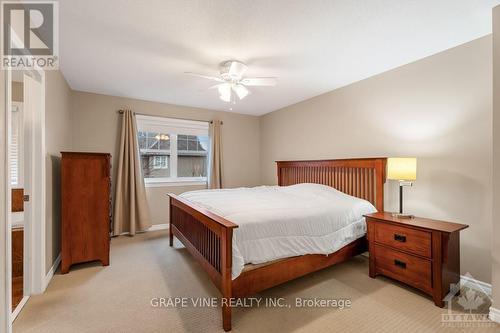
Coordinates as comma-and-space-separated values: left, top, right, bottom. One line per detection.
387, 157, 417, 181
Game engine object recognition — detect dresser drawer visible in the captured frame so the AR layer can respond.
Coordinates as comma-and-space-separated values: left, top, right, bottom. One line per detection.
373, 244, 432, 294
373, 221, 431, 258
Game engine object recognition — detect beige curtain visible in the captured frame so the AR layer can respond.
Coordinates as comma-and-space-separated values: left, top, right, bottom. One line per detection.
208, 120, 223, 189
113, 110, 152, 236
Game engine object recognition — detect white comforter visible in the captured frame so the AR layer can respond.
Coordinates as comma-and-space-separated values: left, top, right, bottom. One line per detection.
180, 183, 377, 279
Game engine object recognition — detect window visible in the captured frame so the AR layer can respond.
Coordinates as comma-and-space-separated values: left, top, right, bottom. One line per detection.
177, 134, 209, 177
152, 156, 168, 169
10, 102, 23, 187
136, 115, 209, 185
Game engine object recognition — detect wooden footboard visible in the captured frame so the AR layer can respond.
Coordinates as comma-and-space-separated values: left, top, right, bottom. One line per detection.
168, 194, 237, 331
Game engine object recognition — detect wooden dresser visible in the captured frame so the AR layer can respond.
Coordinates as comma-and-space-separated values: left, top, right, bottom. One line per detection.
61, 152, 112, 274
365, 212, 468, 307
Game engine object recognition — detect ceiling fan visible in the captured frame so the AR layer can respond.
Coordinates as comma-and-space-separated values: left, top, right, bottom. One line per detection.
185, 60, 277, 103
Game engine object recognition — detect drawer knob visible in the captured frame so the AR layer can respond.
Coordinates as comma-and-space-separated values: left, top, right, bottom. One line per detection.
394, 234, 407, 242
394, 259, 407, 269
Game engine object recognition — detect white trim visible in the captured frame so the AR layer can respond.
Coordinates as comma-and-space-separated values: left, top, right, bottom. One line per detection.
148, 224, 168, 232
43, 253, 61, 290
10, 295, 28, 323
23, 72, 46, 294
119, 224, 168, 236
489, 307, 500, 324
3, 67, 13, 333
137, 117, 210, 183
36, 72, 46, 294
170, 134, 178, 178
460, 274, 492, 296
145, 179, 207, 188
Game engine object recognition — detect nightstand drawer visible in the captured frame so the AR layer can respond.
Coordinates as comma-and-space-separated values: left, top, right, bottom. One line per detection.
373, 221, 432, 258
373, 244, 432, 294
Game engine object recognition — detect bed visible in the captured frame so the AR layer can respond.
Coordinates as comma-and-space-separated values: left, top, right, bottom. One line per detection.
168, 158, 387, 331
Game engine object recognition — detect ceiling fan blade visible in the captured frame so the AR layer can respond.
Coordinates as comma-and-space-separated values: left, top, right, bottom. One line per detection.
232, 84, 250, 100
217, 83, 232, 102
184, 72, 224, 82
228, 61, 248, 78
240, 77, 277, 86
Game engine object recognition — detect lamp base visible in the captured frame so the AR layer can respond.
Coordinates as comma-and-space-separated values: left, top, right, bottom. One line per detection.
391, 212, 415, 219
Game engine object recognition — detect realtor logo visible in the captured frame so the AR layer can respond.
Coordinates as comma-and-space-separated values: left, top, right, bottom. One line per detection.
441, 273, 495, 328
1, 1, 58, 69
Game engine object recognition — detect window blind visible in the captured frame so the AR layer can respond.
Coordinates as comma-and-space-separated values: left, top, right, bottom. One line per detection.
10, 107, 20, 186
135, 115, 209, 136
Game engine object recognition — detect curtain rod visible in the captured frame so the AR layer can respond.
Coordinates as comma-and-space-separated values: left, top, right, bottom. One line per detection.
117, 109, 223, 125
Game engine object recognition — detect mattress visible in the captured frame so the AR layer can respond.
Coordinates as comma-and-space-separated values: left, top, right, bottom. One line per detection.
180, 183, 377, 279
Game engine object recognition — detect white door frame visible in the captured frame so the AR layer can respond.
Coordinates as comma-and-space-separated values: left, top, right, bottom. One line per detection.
3, 67, 13, 333
23, 70, 47, 296
3, 66, 46, 331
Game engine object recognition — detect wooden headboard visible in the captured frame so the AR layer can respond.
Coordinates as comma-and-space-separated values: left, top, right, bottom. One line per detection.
276, 158, 387, 212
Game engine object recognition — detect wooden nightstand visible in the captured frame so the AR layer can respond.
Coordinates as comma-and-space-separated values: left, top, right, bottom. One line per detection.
364, 212, 468, 307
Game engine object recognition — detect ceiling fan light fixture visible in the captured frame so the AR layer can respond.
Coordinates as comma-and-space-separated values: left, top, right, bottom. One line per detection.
218, 83, 232, 102
226, 61, 248, 80
185, 60, 277, 104
232, 84, 249, 100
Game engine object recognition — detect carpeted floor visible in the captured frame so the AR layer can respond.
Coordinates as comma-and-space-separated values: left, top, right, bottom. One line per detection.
13, 230, 499, 333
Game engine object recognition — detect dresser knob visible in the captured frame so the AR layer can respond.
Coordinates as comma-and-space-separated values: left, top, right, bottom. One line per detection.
394, 234, 407, 242
394, 259, 407, 269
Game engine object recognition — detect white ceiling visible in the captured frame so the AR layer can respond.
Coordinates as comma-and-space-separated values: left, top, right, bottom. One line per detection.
59, 0, 500, 116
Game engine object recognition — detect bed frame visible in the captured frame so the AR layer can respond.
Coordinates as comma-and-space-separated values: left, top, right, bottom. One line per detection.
168, 158, 387, 331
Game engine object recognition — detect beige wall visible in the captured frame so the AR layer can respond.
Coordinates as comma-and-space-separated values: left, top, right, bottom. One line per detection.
492, 5, 500, 311
45, 71, 73, 273
71, 92, 261, 225
260, 36, 493, 282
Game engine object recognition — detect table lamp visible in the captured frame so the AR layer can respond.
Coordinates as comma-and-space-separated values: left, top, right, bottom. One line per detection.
387, 157, 417, 218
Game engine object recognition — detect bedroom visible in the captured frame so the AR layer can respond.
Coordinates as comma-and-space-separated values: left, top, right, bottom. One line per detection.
1, 0, 500, 332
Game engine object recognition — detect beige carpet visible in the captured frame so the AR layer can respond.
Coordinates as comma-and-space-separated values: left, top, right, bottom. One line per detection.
13, 230, 499, 333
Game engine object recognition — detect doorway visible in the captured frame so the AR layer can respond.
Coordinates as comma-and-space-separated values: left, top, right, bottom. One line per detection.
10, 78, 24, 315
6, 69, 46, 326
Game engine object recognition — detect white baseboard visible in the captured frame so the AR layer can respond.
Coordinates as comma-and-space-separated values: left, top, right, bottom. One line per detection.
489, 307, 500, 324
148, 223, 168, 232
11, 295, 29, 323
44, 253, 61, 290
460, 274, 492, 296
119, 223, 168, 236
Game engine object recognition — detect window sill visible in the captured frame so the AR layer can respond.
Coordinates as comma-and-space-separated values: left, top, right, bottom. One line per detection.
145, 179, 208, 188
